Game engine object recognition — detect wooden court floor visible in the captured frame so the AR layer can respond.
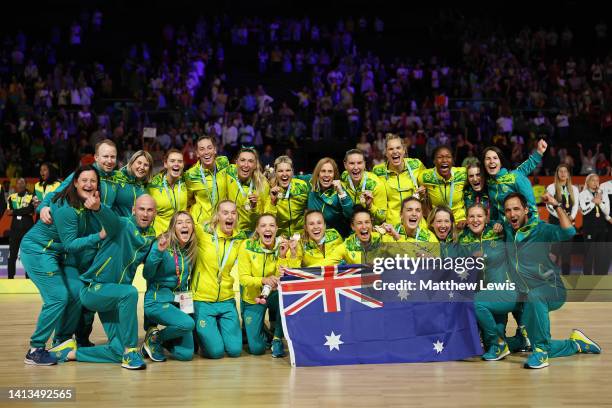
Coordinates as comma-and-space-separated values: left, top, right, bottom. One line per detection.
1, 294, 611, 407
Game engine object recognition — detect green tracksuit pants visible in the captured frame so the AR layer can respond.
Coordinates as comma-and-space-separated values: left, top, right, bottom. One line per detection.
144, 301, 195, 361
75, 283, 139, 363
21, 251, 80, 349
52, 265, 90, 344
241, 291, 283, 355
474, 287, 577, 357
193, 299, 242, 359
522, 285, 577, 356
474, 290, 525, 352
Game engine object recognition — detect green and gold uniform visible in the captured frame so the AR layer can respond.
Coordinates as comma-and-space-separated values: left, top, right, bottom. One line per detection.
341, 171, 388, 225
297, 229, 344, 267
328, 231, 384, 265
192, 224, 247, 359
267, 178, 310, 237
225, 165, 271, 233
34, 180, 61, 202
76, 210, 156, 364
38, 163, 119, 213
419, 167, 467, 224
20, 201, 107, 349
143, 242, 196, 361
113, 167, 147, 217
184, 156, 230, 224
372, 158, 426, 225
238, 238, 300, 355
148, 172, 188, 236
487, 152, 542, 222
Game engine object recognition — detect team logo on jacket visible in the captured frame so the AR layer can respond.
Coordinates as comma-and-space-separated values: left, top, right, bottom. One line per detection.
245, 316, 253, 325
199, 320, 206, 328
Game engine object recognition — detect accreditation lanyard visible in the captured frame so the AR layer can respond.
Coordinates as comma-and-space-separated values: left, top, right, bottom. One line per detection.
236, 178, 254, 199
163, 176, 182, 211
391, 161, 418, 188
433, 170, 455, 209
213, 232, 236, 282
199, 163, 218, 206
387, 161, 418, 193
319, 187, 336, 206
280, 182, 293, 232
173, 247, 184, 291
399, 225, 420, 241
280, 182, 292, 200
348, 173, 368, 194
307, 236, 327, 257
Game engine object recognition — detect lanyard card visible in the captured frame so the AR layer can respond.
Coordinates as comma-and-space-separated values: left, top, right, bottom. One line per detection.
174, 291, 194, 314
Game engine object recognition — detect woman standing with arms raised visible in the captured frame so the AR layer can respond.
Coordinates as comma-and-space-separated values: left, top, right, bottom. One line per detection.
192, 201, 248, 359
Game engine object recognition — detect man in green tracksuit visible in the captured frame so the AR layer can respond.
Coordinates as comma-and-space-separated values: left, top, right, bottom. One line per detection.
478, 192, 601, 369
69, 194, 157, 370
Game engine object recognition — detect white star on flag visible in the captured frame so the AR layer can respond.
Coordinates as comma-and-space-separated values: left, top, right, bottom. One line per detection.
433, 340, 444, 354
448, 291, 454, 299
324, 331, 344, 351
397, 289, 409, 301
458, 270, 470, 281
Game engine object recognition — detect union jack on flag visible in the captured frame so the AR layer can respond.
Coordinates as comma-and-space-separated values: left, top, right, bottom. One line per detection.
279, 265, 383, 315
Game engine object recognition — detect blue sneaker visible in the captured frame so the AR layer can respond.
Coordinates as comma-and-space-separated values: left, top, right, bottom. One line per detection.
482, 341, 510, 361
121, 348, 147, 370
24, 348, 57, 366
271, 338, 285, 358
49, 339, 77, 362
142, 328, 166, 362
570, 329, 602, 354
524, 348, 549, 369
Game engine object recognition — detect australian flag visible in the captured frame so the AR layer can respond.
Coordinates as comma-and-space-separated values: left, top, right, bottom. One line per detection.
279, 265, 483, 367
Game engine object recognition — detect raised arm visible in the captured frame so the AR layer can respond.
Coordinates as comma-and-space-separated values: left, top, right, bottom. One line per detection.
143, 237, 168, 280
53, 205, 104, 253
93, 203, 122, 240
515, 139, 546, 177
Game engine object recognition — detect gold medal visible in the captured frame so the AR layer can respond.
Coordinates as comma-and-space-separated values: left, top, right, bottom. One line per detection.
565, 202, 570, 209
596, 212, 601, 218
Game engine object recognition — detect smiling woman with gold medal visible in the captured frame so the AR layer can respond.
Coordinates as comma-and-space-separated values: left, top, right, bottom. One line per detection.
226, 147, 270, 233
